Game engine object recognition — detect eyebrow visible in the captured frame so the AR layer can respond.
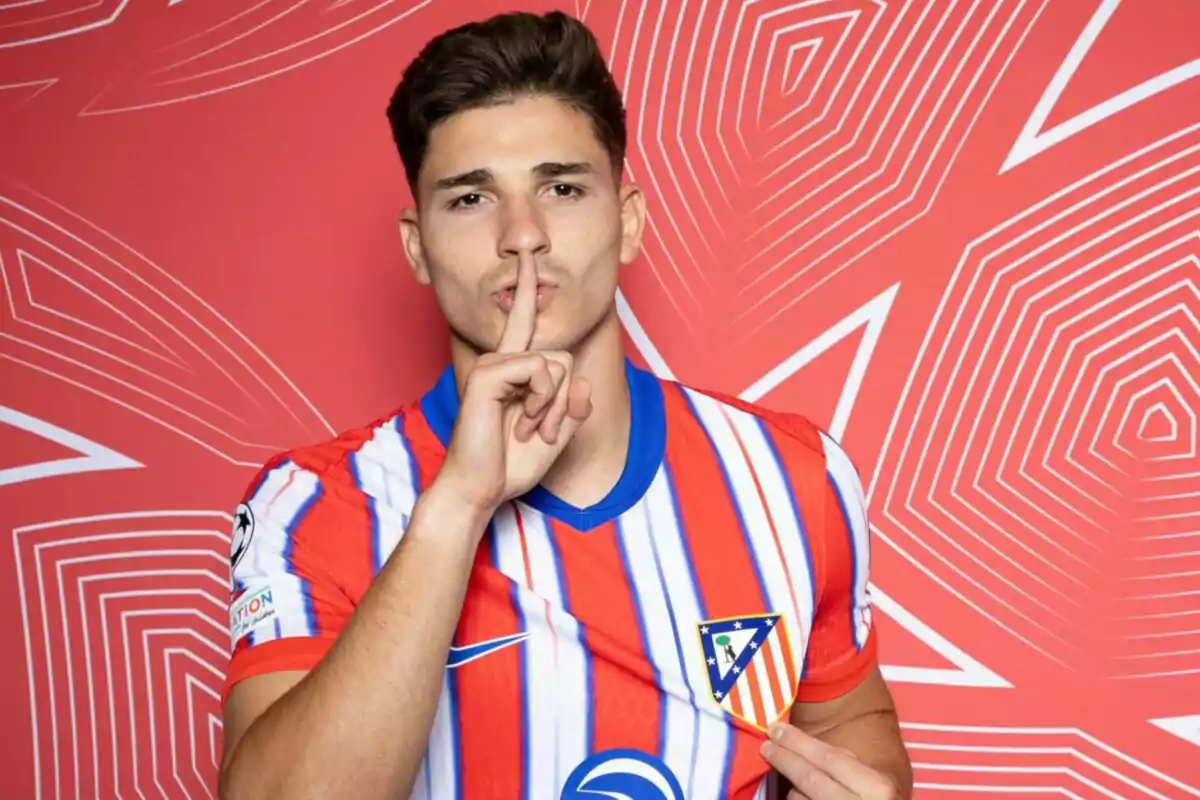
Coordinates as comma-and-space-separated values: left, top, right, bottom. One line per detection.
432, 161, 595, 191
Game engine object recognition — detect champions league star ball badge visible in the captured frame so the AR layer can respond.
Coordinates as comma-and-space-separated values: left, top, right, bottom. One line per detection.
231, 503, 255, 568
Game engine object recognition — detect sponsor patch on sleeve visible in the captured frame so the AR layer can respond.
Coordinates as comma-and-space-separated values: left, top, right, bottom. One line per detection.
230, 585, 277, 645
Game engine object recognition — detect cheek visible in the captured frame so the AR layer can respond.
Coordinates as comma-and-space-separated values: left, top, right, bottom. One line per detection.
423, 222, 492, 296
551, 204, 622, 265
421, 258, 491, 335
427, 216, 483, 259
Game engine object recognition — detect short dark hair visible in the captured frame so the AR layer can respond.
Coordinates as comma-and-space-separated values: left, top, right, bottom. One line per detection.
386, 11, 627, 191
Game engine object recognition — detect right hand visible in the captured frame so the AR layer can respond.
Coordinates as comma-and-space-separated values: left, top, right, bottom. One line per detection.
435, 251, 593, 515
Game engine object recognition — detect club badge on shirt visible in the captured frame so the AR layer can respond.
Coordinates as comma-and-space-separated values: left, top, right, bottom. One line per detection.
697, 612, 798, 732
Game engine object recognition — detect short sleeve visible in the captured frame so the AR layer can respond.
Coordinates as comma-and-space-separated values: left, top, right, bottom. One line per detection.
222, 458, 358, 700
795, 431, 877, 702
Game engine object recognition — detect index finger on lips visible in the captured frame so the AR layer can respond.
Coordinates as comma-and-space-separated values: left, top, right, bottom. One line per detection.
496, 250, 538, 354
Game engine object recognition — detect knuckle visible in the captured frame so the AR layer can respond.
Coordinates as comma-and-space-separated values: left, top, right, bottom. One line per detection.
794, 770, 820, 793
475, 352, 502, 368
508, 353, 545, 377
822, 747, 850, 768
470, 355, 507, 379
875, 775, 900, 800
543, 350, 573, 371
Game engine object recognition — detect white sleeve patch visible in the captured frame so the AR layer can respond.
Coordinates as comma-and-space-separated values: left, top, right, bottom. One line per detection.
231, 585, 278, 646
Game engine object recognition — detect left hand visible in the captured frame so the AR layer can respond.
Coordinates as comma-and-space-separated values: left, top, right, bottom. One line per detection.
761, 723, 899, 799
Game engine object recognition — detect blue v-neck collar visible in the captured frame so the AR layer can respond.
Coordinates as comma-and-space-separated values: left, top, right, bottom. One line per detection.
419, 357, 666, 532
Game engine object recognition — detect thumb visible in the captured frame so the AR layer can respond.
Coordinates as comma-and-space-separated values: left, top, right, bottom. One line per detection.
553, 412, 588, 452
553, 377, 593, 444
565, 376, 592, 422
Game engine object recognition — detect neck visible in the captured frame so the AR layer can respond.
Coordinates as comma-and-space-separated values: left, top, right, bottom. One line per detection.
450, 308, 632, 507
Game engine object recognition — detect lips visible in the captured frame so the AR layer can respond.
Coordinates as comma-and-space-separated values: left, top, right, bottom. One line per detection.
495, 282, 558, 312
498, 282, 554, 299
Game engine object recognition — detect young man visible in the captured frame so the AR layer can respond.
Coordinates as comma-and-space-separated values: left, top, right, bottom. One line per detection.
218, 11, 912, 800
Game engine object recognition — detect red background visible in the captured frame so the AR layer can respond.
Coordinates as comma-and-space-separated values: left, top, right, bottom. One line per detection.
2, 1, 1199, 797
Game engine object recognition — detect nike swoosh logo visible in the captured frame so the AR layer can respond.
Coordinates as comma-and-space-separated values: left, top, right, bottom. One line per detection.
446, 631, 530, 669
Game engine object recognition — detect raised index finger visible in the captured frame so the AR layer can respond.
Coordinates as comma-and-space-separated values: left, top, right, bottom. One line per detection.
496, 250, 538, 354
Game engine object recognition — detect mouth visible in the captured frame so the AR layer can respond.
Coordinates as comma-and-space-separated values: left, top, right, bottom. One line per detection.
495, 281, 558, 312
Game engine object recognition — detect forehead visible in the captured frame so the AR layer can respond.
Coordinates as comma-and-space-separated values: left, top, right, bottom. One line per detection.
421, 95, 610, 182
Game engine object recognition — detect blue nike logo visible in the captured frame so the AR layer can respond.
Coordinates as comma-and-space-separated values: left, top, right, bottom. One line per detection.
446, 631, 530, 669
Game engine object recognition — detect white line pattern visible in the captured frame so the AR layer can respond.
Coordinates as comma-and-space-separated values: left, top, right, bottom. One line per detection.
5, 0, 1200, 795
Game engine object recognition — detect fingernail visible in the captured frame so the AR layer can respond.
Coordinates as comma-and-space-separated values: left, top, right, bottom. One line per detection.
760, 741, 773, 758
769, 724, 784, 741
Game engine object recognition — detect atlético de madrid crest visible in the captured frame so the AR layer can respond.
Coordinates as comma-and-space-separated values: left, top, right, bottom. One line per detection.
697, 613, 798, 731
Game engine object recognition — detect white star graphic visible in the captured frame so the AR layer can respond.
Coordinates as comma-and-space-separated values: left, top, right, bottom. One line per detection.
732, 666, 741, 674
733, 621, 742, 629
700, 626, 709, 634
750, 642, 758, 649
707, 658, 716, 665
715, 692, 723, 699
765, 619, 774, 627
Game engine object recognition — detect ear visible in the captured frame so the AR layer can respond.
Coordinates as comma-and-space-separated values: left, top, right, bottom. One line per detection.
617, 182, 647, 265
399, 208, 431, 285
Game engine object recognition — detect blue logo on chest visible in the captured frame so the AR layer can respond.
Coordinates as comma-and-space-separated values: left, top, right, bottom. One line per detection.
561, 749, 684, 800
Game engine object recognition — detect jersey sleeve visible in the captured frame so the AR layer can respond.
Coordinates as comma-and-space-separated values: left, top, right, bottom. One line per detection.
795, 431, 878, 702
222, 457, 359, 700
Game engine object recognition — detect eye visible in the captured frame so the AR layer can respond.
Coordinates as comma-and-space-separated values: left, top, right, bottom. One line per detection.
448, 192, 483, 210
548, 183, 585, 199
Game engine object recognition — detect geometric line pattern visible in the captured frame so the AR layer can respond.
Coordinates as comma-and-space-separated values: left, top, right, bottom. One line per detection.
871, 125, 1200, 674
0, 182, 332, 466
903, 723, 1200, 799
3, 0, 1200, 795
80, 1, 439, 115
740, 281, 899, 440
1149, 714, 1200, 750
621, 284, 1008, 691
0, 0, 129, 51
13, 511, 231, 800
0, 405, 142, 487
1001, 0, 1200, 172
600, 0, 1050, 358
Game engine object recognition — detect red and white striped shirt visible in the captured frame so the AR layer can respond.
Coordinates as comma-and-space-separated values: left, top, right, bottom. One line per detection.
224, 359, 876, 799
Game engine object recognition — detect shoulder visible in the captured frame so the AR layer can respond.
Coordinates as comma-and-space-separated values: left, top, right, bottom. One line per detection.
234, 402, 431, 534
228, 402, 438, 593
666, 380, 871, 542
667, 380, 868, 502
671, 381, 844, 465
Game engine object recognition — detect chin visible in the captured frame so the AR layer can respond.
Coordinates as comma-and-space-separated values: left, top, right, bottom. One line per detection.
535, 307, 615, 354
527, 329, 583, 353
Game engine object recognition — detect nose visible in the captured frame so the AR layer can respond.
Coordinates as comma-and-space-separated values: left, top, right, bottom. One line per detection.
496, 195, 550, 262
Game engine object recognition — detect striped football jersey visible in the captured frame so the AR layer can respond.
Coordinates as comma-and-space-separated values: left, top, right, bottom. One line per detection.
224, 358, 876, 799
